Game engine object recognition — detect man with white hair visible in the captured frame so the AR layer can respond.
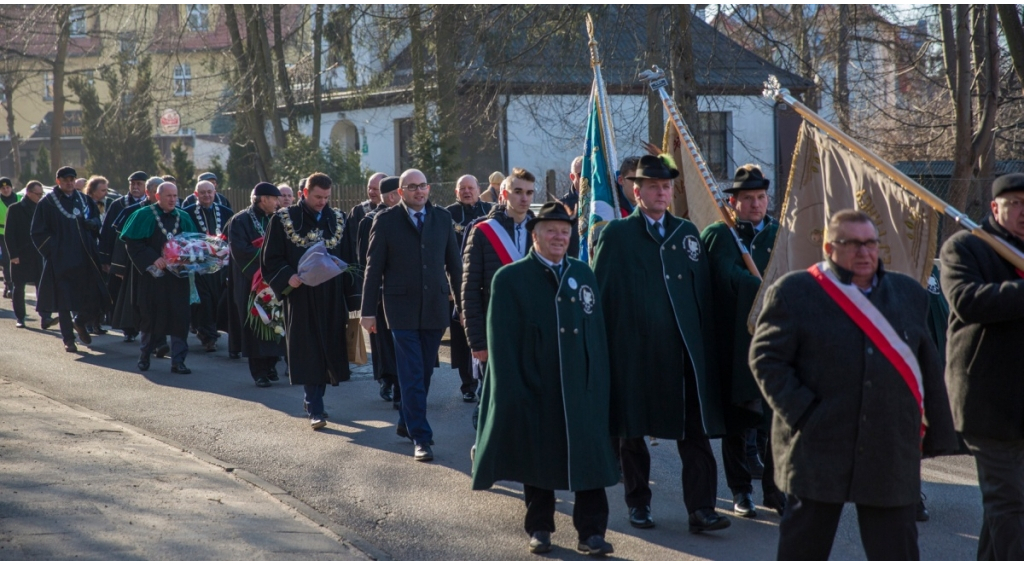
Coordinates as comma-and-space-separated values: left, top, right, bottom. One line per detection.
184, 180, 233, 352
446, 173, 492, 401
277, 185, 295, 208
121, 182, 200, 373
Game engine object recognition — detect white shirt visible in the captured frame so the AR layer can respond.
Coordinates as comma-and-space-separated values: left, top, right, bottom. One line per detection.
407, 206, 425, 224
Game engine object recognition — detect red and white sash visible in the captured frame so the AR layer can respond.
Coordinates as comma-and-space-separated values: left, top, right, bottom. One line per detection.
808, 261, 924, 437
475, 219, 522, 266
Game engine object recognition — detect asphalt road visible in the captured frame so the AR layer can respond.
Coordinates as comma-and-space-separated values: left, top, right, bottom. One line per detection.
0, 302, 982, 560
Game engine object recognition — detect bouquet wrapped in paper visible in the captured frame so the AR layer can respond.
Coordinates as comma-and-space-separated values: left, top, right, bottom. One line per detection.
282, 241, 360, 295
246, 270, 285, 342
162, 232, 230, 278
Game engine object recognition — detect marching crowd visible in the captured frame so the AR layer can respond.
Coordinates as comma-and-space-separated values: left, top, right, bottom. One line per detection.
0, 154, 1022, 560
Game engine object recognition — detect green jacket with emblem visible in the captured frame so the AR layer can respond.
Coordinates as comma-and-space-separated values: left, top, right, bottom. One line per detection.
471, 250, 619, 492
700, 217, 778, 432
592, 209, 726, 439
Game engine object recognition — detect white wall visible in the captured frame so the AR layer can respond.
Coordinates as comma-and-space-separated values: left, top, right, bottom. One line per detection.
193, 137, 229, 170
302, 103, 414, 177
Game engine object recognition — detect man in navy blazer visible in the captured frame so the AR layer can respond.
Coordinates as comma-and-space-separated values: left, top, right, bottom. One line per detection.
361, 168, 462, 462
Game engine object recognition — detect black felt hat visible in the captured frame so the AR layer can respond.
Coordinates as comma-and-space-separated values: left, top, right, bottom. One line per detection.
527, 201, 575, 230
727, 165, 770, 193
252, 182, 281, 197
626, 154, 679, 181
128, 171, 149, 182
992, 173, 1024, 199
379, 176, 400, 194
56, 166, 77, 179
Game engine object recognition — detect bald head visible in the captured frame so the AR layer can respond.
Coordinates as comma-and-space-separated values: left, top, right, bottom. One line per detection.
367, 172, 387, 205
398, 168, 429, 211
456, 174, 480, 205
74, 178, 86, 191
156, 182, 178, 212
194, 180, 216, 207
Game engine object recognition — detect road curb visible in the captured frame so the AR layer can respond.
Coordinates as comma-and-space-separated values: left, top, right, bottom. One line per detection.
3, 377, 390, 561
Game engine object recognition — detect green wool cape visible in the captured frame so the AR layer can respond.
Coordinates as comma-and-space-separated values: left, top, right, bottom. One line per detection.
471, 250, 619, 492
592, 209, 725, 439
700, 217, 778, 432
120, 204, 198, 241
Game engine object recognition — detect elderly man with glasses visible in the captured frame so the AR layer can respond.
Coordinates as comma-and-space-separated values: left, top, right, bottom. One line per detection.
750, 209, 957, 560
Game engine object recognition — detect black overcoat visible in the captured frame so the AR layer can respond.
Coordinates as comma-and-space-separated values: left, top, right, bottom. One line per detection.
262, 201, 356, 386
360, 201, 462, 331
5, 198, 43, 286
940, 218, 1024, 441
30, 189, 109, 314
750, 260, 958, 506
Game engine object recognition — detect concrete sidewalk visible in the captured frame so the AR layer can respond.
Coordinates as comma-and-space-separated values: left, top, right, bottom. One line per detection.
0, 378, 376, 560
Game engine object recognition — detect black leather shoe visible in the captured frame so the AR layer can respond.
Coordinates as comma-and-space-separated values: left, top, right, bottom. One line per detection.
15, 318, 25, 328
763, 491, 787, 517
171, 363, 191, 374
123, 333, 136, 343
379, 381, 393, 402
688, 508, 731, 533
138, 354, 150, 371
41, 317, 57, 330
90, 325, 107, 336
73, 321, 92, 345
229, 352, 241, 360
733, 492, 757, 518
576, 535, 613, 556
916, 492, 929, 522
302, 401, 328, 419
255, 376, 271, 388
414, 444, 433, 462
629, 505, 655, 529
267, 366, 279, 382
64, 339, 78, 353
154, 344, 170, 358
528, 531, 552, 554
310, 415, 327, 430
462, 391, 476, 402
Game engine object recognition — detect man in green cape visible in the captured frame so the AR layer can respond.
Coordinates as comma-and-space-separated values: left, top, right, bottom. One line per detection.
472, 202, 618, 556
592, 154, 729, 534
700, 164, 785, 518
120, 182, 199, 373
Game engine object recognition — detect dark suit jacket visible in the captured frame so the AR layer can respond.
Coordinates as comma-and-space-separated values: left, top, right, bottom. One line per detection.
361, 201, 461, 331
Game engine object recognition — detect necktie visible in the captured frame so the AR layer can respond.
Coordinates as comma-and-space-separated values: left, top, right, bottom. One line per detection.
650, 221, 664, 242
415, 211, 424, 233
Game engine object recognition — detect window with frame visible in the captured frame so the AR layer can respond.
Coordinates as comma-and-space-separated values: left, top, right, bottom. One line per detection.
43, 72, 53, 101
69, 7, 87, 37
698, 111, 731, 180
173, 63, 192, 97
186, 5, 209, 32
396, 118, 414, 172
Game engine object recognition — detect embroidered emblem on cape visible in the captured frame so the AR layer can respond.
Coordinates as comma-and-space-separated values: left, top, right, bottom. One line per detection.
926, 275, 941, 295
568, 277, 578, 290
579, 285, 595, 314
683, 235, 701, 261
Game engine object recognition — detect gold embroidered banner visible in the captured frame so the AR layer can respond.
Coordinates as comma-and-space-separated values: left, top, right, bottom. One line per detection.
748, 121, 939, 331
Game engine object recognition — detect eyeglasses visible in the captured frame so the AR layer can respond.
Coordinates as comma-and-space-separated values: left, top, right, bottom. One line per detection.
831, 238, 880, 251
998, 198, 1024, 210
402, 183, 429, 192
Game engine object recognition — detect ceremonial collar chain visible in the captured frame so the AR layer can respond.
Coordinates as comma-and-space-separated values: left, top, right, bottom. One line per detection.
51, 190, 87, 220
152, 205, 181, 238
278, 207, 344, 249
248, 207, 266, 237
194, 205, 221, 235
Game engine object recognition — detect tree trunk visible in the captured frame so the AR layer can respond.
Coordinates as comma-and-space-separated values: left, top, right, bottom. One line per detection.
997, 5, 1024, 94
669, 5, 699, 141
434, 4, 459, 179
252, 5, 285, 149
273, 5, 298, 134
408, 4, 431, 173
792, 5, 818, 110
973, 6, 999, 184
645, 5, 664, 144
834, 5, 850, 132
939, 4, 977, 239
311, 4, 324, 146
50, 6, 71, 176
224, 4, 272, 180
3, 82, 21, 183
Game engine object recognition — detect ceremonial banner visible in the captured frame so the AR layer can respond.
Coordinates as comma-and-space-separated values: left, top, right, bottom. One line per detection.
748, 122, 939, 331
662, 121, 720, 231
579, 86, 620, 262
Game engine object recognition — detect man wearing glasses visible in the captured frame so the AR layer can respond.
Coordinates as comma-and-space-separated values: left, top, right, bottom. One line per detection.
941, 173, 1024, 559
361, 169, 462, 462
750, 209, 957, 560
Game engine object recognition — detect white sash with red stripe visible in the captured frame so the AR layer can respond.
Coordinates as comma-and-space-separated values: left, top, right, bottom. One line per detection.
475, 219, 522, 266
808, 261, 925, 436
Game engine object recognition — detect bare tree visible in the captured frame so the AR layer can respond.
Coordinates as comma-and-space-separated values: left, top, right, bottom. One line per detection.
224, 4, 273, 180
311, 4, 324, 145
